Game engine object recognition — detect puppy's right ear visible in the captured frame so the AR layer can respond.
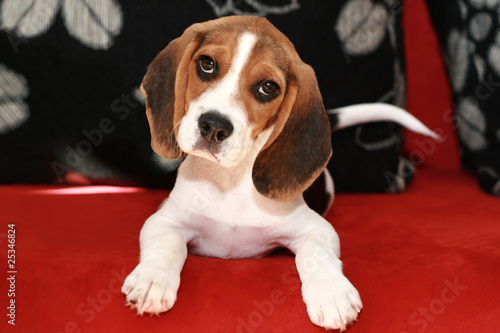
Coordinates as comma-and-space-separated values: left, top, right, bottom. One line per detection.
141, 23, 207, 159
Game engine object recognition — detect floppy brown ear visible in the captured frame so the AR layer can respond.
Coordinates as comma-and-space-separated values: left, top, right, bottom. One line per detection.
252, 63, 332, 202
141, 23, 206, 159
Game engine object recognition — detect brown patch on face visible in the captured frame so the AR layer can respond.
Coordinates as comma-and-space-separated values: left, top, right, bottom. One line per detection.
142, 36, 195, 159
184, 31, 241, 110
252, 62, 332, 202
234, 24, 296, 140
235, 20, 333, 202
241, 57, 288, 138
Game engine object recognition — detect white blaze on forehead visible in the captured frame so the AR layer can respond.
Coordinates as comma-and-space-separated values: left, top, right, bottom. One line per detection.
218, 32, 257, 96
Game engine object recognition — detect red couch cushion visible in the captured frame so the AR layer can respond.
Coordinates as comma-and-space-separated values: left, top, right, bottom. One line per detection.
1, 169, 500, 332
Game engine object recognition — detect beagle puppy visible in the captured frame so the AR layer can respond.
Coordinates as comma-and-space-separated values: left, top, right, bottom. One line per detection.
122, 16, 437, 330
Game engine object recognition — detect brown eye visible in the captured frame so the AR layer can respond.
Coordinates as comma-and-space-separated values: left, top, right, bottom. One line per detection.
199, 56, 215, 74
197, 56, 218, 82
253, 80, 280, 103
258, 81, 279, 96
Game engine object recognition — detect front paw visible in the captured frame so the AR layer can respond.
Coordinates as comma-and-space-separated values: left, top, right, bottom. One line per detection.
121, 263, 180, 316
302, 275, 362, 330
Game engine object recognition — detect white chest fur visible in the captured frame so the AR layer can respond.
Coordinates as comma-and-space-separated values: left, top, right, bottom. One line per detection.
162, 154, 305, 258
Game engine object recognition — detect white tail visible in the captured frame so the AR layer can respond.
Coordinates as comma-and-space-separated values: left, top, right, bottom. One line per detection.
327, 103, 441, 140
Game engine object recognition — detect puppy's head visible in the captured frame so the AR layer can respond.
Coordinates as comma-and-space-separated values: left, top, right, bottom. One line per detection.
142, 16, 332, 202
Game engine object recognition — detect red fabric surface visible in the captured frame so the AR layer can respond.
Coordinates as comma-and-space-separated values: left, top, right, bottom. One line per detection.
2, 1, 500, 332
403, 0, 461, 171
1, 169, 500, 333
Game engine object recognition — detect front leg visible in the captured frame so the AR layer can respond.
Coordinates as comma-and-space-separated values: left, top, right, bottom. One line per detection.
295, 222, 362, 330
122, 211, 187, 315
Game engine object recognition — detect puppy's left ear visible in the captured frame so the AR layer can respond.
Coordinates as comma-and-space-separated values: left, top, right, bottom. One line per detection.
140, 21, 208, 160
252, 63, 332, 202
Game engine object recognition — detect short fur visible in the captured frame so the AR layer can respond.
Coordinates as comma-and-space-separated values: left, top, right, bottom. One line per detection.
123, 15, 439, 330
124, 16, 362, 331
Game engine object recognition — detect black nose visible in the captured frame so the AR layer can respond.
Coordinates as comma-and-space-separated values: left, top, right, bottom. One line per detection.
198, 112, 234, 143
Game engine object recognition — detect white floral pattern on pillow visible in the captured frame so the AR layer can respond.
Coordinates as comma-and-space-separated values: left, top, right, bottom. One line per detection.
0, 0, 123, 50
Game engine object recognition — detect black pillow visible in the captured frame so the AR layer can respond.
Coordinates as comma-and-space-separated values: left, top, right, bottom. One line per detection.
426, 0, 500, 196
0, 0, 409, 193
